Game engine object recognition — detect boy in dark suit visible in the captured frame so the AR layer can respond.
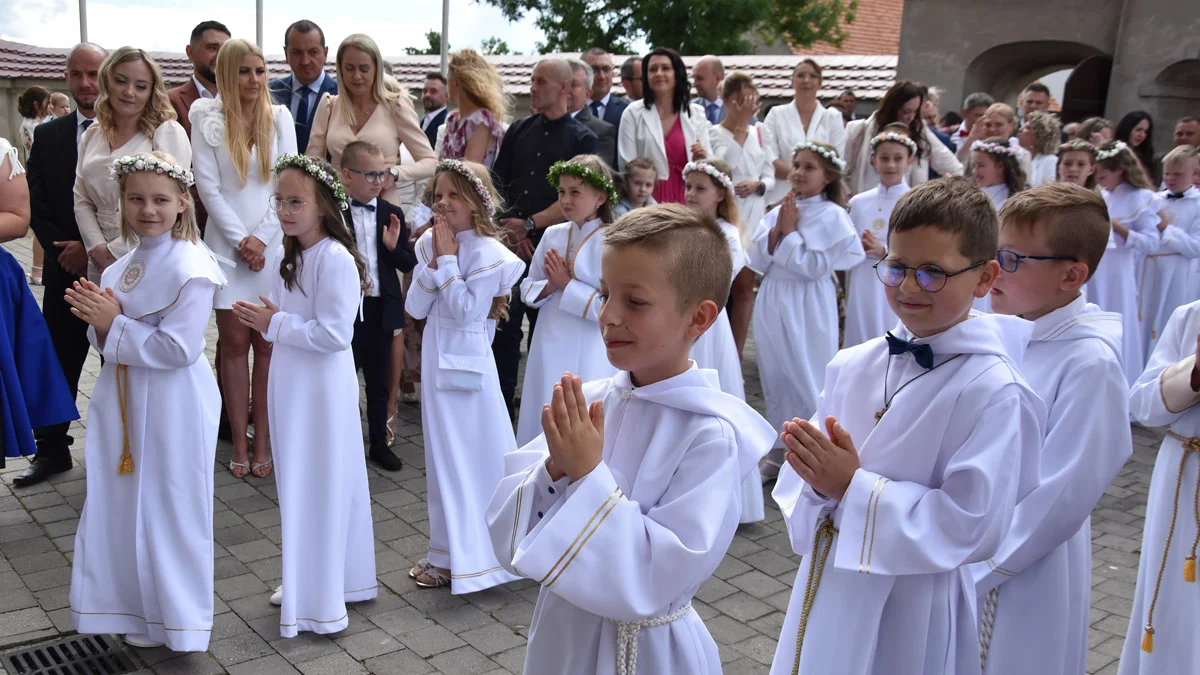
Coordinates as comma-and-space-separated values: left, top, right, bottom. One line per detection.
340, 141, 418, 471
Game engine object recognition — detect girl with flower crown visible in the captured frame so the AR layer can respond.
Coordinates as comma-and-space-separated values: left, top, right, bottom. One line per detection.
232, 154, 377, 636
749, 142, 863, 483
404, 159, 525, 591
515, 155, 619, 446
972, 136, 1027, 211
67, 151, 227, 652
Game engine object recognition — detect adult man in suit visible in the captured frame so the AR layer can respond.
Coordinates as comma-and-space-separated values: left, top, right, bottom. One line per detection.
568, 59, 617, 169
691, 55, 731, 125
167, 21, 229, 136
339, 141, 417, 471
268, 20, 337, 153
18, 43, 106, 487
582, 48, 629, 132
619, 56, 643, 102
420, 73, 449, 150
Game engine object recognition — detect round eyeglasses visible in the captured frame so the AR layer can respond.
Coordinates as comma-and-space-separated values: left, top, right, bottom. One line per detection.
269, 195, 307, 214
347, 168, 389, 184
874, 259, 988, 293
996, 249, 1077, 273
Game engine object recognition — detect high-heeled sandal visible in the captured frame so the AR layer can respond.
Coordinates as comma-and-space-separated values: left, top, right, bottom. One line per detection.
228, 459, 249, 478
28, 265, 42, 286
385, 414, 397, 445
250, 457, 272, 478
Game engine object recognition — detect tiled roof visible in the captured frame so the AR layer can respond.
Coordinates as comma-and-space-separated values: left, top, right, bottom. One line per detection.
797, 0, 904, 57
0, 39, 897, 102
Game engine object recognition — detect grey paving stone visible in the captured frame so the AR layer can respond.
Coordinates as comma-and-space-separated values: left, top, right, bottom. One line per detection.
362, 648, 436, 675
296, 651, 369, 675
270, 633, 343, 665
458, 622, 526, 656
334, 627, 404, 660
428, 645, 500, 674
397, 624, 467, 659
226, 654, 301, 675
150, 653, 225, 675
227, 539, 281, 563
210, 632, 275, 666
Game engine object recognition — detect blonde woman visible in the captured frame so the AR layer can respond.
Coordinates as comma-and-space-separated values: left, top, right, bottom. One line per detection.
438, 49, 509, 167
190, 38, 297, 478
74, 47, 190, 282
1017, 110, 1063, 187
307, 33, 436, 204
957, 102, 1032, 179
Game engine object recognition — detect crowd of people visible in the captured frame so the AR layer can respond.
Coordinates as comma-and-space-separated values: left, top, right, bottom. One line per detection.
0, 15, 1199, 675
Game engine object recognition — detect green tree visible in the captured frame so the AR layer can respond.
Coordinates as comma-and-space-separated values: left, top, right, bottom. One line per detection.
481, 36, 517, 55
483, 0, 856, 54
405, 30, 444, 55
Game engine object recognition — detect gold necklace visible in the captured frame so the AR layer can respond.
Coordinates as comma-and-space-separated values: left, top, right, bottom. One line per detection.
875, 352, 964, 423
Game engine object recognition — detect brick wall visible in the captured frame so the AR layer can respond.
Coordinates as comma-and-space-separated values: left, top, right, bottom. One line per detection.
797, 0, 905, 56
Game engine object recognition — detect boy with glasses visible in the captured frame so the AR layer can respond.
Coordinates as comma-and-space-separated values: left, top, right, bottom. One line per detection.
968, 182, 1131, 674
769, 176, 1045, 675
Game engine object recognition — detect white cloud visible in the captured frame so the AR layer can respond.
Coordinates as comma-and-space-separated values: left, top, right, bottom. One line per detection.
0, 0, 548, 56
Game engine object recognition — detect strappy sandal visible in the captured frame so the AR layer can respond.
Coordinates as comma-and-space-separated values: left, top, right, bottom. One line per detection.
413, 566, 451, 589
228, 459, 249, 478
250, 457, 273, 478
385, 414, 397, 445
408, 558, 433, 579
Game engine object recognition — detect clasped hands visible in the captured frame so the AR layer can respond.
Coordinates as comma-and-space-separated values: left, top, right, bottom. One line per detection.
782, 416, 859, 501
427, 215, 458, 270
64, 278, 122, 339
543, 249, 572, 292
237, 236, 267, 272
542, 374, 604, 483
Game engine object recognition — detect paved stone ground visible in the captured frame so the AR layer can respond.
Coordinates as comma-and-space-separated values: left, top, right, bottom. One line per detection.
0, 232, 1156, 674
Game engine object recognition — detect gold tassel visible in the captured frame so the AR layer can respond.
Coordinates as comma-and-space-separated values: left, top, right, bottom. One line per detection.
1185, 556, 1196, 582
115, 365, 134, 475
1141, 627, 1154, 653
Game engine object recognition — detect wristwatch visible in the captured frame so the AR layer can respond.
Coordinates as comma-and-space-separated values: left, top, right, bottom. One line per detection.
523, 217, 537, 233
755, 182, 766, 196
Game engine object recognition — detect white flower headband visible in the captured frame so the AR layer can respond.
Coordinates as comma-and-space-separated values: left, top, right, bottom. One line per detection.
682, 161, 734, 191
1095, 141, 1129, 161
273, 153, 349, 211
870, 131, 918, 155
110, 154, 195, 187
971, 140, 1022, 158
436, 159, 498, 217
792, 142, 846, 171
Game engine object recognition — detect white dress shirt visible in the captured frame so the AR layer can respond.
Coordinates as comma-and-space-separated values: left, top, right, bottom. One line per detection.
590, 93, 613, 120
351, 199, 380, 297
75, 110, 95, 146
421, 106, 447, 131
192, 75, 217, 100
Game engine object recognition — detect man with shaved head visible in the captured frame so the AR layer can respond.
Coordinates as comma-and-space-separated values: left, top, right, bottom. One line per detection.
691, 55, 726, 124
489, 55, 599, 416
18, 42, 108, 487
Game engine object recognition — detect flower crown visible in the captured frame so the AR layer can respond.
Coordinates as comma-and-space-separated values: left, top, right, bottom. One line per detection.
1095, 141, 1129, 161
436, 159, 497, 217
870, 131, 918, 156
1057, 139, 1097, 156
971, 140, 1022, 158
110, 154, 195, 187
273, 153, 349, 211
547, 160, 619, 207
682, 161, 734, 191
792, 142, 846, 171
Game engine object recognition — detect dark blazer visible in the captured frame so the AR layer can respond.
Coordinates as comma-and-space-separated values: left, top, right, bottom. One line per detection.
598, 94, 629, 129
269, 73, 338, 153
26, 115, 84, 267
421, 108, 448, 150
344, 198, 417, 331
573, 105, 618, 171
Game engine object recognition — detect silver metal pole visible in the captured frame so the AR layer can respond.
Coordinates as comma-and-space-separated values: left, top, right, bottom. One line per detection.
256, 0, 264, 48
78, 0, 87, 42
440, 0, 449, 75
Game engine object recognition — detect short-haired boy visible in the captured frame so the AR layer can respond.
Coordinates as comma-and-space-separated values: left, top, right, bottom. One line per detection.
1145, 146, 1200, 353
769, 176, 1046, 675
969, 183, 1132, 675
339, 141, 416, 472
486, 204, 775, 674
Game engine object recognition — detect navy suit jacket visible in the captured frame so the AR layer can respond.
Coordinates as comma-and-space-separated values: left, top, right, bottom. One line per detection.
598, 94, 629, 128
269, 73, 338, 153
421, 108, 448, 150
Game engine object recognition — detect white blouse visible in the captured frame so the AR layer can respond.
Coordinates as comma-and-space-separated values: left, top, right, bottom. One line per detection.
761, 101, 846, 204
709, 124, 776, 244
617, 101, 712, 175
1029, 154, 1058, 188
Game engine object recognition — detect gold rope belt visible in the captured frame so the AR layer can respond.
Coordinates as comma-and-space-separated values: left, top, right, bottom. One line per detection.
1137, 253, 1181, 339
979, 587, 1000, 672
1141, 431, 1200, 653
791, 516, 838, 675
115, 364, 134, 475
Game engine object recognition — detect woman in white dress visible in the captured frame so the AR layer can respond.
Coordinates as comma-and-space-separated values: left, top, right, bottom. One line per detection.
191, 39, 297, 478
762, 59, 845, 206
1019, 111, 1063, 188
710, 73, 774, 358
845, 80, 962, 195
75, 47, 191, 284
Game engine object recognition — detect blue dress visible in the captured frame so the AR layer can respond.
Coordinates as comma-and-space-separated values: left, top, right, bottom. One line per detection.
0, 247, 78, 463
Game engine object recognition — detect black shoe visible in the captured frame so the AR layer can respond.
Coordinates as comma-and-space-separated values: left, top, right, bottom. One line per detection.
13, 456, 73, 488
369, 445, 403, 472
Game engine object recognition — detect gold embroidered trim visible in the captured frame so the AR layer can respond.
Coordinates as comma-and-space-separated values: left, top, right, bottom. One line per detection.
567, 225, 604, 279
865, 479, 888, 574
452, 566, 505, 579
859, 476, 885, 573
986, 559, 1017, 577
280, 613, 349, 627
70, 609, 211, 632
546, 490, 622, 588
511, 467, 539, 559
582, 290, 600, 319
428, 547, 450, 556
537, 486, 622, 586
465, 259, 504, 279
1039, 314, 1121, 342
1159, 358, 1200, 415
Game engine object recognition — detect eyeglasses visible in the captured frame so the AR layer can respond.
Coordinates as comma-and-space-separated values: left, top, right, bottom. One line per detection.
996, 249, 1077, 273
269, 195, 307, 214
347, 168, 389, 184
874, 259, 988, 293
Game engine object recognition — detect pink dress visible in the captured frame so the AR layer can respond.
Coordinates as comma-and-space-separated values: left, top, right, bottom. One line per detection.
653, 117, 688, 204
439, 108, 504, 169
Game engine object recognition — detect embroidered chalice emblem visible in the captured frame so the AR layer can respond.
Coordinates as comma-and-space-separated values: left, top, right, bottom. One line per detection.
120, 260, 146, 292
872, 218, 886, 231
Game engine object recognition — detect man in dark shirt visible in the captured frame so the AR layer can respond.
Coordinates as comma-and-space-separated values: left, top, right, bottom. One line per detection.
491, 57, 598, 416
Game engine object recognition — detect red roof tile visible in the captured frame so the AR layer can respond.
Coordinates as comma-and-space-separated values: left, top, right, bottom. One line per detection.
796, 0, 904, 57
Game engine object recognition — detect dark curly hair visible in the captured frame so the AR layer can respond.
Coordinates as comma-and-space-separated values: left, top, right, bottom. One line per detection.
641, 47, 692, 117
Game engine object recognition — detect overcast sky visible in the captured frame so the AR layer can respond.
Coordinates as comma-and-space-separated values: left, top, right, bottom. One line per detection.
1, 0, 550, 56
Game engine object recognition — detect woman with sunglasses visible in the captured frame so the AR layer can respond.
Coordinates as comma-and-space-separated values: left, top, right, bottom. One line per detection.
191, 39, 297, 477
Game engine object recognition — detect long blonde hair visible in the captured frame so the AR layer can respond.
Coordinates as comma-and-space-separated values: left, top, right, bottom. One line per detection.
96, 47, 176, 146
1096, 140, 1155, 191
335, 34, 397, 130
432, 162, 511, 320
448, 49, 510, 123
692, 157, 741, 228
216, 39, 276, 186
117, 151, 200, 243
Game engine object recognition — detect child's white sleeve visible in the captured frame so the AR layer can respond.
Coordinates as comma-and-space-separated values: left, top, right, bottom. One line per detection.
102, 279, 215, 369
519, 235, 554, 309
1131, 303, 1200, 426
404, 233, 437, 320
832, 383, 1042, 576
265, 248, 358, 353
1122, 204, 1163, 254
747, 209, 777, 274
971, 353, 1131, 593
486, 437, 572, 577
500, 438, 741, 622
770, 230, 856, 279
1159, 210, 1200, 259
558, 277, 603, 323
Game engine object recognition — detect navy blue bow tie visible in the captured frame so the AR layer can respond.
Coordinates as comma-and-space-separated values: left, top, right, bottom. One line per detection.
885, 332, 934, 369
1167, 192, 1186, 200
351, 200, 375, 211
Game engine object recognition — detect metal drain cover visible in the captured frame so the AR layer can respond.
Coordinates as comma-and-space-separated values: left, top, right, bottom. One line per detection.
3, 634, 137, 675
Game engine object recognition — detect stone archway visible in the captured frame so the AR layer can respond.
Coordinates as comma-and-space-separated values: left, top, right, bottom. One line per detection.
963, 40, 1109, 105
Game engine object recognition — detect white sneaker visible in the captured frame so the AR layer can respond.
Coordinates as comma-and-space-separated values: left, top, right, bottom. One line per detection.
269, 585, 283, 606
124, 633, 164, 648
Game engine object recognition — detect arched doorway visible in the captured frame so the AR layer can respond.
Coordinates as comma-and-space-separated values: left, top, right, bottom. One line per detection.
1060, 55, 1113, 124
964, 40, 1109, 107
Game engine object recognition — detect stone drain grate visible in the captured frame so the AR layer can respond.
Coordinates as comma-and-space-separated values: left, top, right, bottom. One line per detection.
3, 635, 137, 675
